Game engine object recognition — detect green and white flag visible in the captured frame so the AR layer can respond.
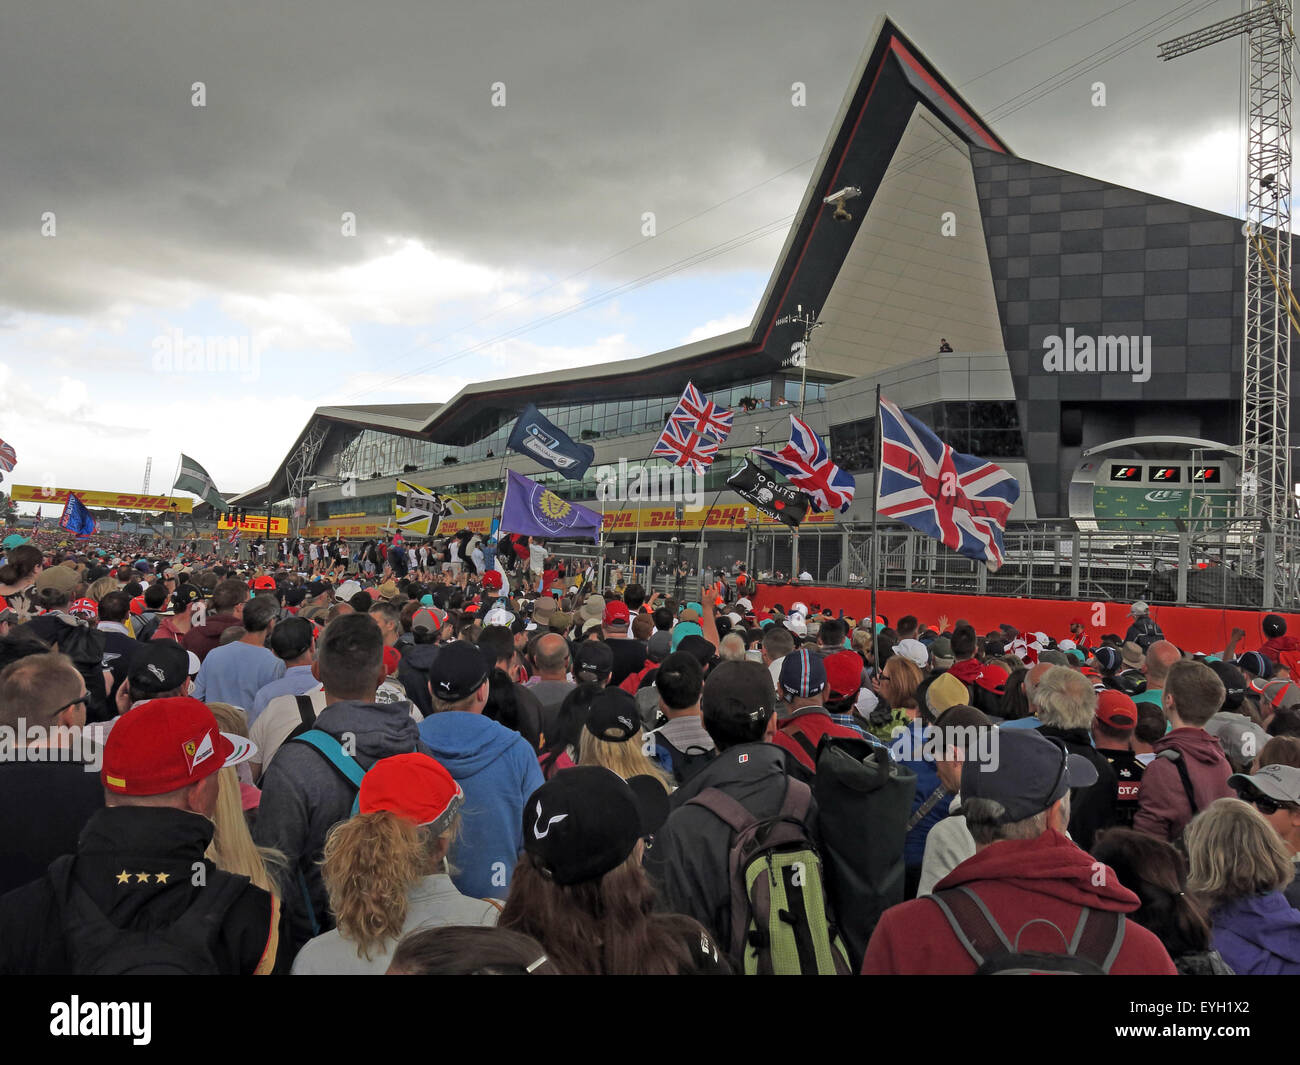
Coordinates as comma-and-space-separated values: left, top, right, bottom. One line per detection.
173, 453, 227, 511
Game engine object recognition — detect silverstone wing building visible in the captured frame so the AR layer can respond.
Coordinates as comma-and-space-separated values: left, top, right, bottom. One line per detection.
238, 15, 1266, 552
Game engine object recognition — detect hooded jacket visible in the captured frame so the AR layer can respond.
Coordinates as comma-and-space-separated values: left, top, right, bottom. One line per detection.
1132, 727, 1234, 843
1210, 892, 1300, 975
398, 642, 439, 719
1036, 724, 1119, 852
862, 829, 1177, 974
0, 806, 277, 975
418, 712, 543, 901
948, 659, 984, 685
646, 741, 813, 950
252, 699, 431, 956
183, 611, 242, 663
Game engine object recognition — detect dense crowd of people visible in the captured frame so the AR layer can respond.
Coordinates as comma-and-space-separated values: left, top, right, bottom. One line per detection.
2, 525, 1299, 975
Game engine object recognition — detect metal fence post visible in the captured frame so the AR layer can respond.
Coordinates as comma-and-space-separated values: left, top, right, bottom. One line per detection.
1264, 531, 1277, 611
1176, 530, 1189, 605
1069, 528, 1080, 600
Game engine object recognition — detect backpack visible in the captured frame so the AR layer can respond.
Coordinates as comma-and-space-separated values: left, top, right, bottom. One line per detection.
287, 728, 369, 935
129, 611, 161, 643
49, 854, 248, 975
46, 617, 111, 723
809, 736, 916, 969
651, 730, 716, 786
687, 780, 851, 975
929, 885, 1125, 974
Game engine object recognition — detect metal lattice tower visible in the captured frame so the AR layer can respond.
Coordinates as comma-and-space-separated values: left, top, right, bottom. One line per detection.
141, 456, 152, 495
1160, 1, 1295, 526
286, 424, 329, 534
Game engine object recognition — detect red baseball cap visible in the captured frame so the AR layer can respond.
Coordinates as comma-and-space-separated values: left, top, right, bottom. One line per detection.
481, 570, 503, 591
975, 663, 1010, 695
251, 575, 276, 591
824, 650, 864, 700
68, 597, 99, 620
359, 753, 464, 832
129, 595, 146, 616
603, 601, 631, 627
102, 697, 254, 796
382, 645, 401, 677
1096, 689, 1138, 729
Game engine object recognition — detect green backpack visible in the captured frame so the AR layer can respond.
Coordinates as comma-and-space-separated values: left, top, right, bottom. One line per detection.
689, 780, 851, 975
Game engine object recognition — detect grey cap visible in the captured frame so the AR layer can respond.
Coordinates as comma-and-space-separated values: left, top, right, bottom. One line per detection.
961, 728, 1099, 823
1230, 764, 1300, 805
929, 635, 955, 668
647, 630, 672, 662
1038, 649, 1070, 666
1206, 712, 1270, 766
1129, 600, 1149, 617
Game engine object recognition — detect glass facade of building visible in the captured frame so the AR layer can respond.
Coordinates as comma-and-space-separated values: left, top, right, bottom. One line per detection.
337, 375, 829, 480
831, 401, 1023, 472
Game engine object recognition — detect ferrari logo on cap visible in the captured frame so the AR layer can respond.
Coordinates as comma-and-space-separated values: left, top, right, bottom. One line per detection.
182, 730, 216, 774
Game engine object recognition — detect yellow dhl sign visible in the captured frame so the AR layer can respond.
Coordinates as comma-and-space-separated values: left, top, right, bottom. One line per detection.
218, 516, 289, 535
431, 504, 836, 537
10, 486, 194, 513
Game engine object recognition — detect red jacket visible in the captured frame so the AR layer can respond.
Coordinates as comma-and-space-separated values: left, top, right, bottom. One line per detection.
948, 659, 984, 685
182, 612, 242, 663
773, 709, 861, 773
862, 829, 1177, 975
1133, 727, 1234, 843
1260, 634, 1300, 668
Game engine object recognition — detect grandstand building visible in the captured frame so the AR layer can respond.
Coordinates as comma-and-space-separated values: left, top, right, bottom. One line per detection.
239, 15, 1266, 553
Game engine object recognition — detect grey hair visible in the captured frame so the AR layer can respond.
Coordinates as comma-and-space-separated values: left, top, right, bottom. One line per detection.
963, 792, 1071, 847
1031, 666, 1097, 731
718, 633, 746, 662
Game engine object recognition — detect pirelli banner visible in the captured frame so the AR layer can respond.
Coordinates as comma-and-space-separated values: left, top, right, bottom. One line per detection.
218, 516, 289, 535
10, 486, 194, 513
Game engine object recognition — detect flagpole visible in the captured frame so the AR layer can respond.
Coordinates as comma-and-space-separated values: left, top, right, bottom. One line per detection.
871, 383, 881, 670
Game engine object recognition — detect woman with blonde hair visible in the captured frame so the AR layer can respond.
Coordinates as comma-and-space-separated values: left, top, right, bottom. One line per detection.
204, 702, 281, 897
578, 688, 673, 792
1186, 797, 1300, 974
292, 752, 498, 975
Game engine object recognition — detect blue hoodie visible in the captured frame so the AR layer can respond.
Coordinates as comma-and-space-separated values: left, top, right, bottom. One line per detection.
418, 712, 543, 900
1211, 892, 1300, 975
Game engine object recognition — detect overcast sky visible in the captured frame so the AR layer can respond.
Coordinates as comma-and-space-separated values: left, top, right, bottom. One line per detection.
0, 0, 1249, 506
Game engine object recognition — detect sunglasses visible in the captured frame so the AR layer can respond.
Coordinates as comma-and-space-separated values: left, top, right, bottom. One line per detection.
1245, 791, 1297, 816
57, 694, 91, 714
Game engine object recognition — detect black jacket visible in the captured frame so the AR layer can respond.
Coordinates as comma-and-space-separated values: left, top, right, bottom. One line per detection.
646, 741, 815, 950
0, 806, 276, 975
0, 760, 104, 896
1037, 725, 1119, 852
398, 642, 439, 718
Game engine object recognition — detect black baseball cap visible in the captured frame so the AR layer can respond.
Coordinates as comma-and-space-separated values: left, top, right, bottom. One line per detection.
268, 616, 314, 661
523, 767, 669, 886
574, 640, 614, 681
127, 642, 190, 697
702, 660, 776, 732
428, 640, 490, 702
584, 688, 641, 743
961, 729, 1098, 823
1208, 660, 1247, 710
171, 584, 202, 614
306, 580, 332, 598
283, 586, 308, 608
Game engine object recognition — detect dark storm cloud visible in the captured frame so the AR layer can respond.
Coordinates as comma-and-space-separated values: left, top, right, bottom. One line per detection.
0, 0, 1243, 316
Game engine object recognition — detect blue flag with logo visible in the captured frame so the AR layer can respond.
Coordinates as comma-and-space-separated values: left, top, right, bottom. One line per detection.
506, 404, 596, 480
500, 470, 602, 541
59, 492, 97, 538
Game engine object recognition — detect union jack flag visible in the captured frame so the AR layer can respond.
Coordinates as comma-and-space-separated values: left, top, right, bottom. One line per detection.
668, 382, 732, 442
652, 418, 719, 474
876, 396, 1020, 570
228, 526, 240, 545
0, 438, 16, 473
751, 415, 856, 513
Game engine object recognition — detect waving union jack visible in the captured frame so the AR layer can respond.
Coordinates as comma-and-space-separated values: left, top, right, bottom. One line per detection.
751, 415, 856, 513
669, 382, 732, 442
653, 418, 719, 474
876, 396, 1020, 569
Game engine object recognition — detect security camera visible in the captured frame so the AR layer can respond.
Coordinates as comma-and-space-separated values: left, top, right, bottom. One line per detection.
823, 186, 861, 223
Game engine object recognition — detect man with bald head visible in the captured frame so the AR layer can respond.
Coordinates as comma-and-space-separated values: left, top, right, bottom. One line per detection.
0, 653, 104, 893
527, 632, 576, 742
1133, 640, 1182, 708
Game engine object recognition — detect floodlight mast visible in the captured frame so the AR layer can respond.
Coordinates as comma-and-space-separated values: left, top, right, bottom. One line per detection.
1160, 1, 1295, 527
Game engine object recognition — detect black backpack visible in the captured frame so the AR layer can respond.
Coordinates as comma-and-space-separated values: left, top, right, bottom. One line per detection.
810, 735, 916, 970
652, 730, 716, 786
929, 885, 1125, 974
49, 855, 248, 975
46, 617, 111, 722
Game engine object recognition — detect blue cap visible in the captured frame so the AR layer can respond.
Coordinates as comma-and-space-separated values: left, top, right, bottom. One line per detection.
779, 648, 827, 700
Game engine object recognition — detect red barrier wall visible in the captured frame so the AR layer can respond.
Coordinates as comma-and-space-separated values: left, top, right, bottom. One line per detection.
751, 584, 1300, 654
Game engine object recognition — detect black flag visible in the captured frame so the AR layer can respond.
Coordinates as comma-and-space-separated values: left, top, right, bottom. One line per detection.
727, 460, 808, 527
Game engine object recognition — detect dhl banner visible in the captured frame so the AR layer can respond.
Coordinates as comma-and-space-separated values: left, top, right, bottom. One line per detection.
301, 521, 391, 537
11, 486, 194, 513
218, 516, 289, 535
